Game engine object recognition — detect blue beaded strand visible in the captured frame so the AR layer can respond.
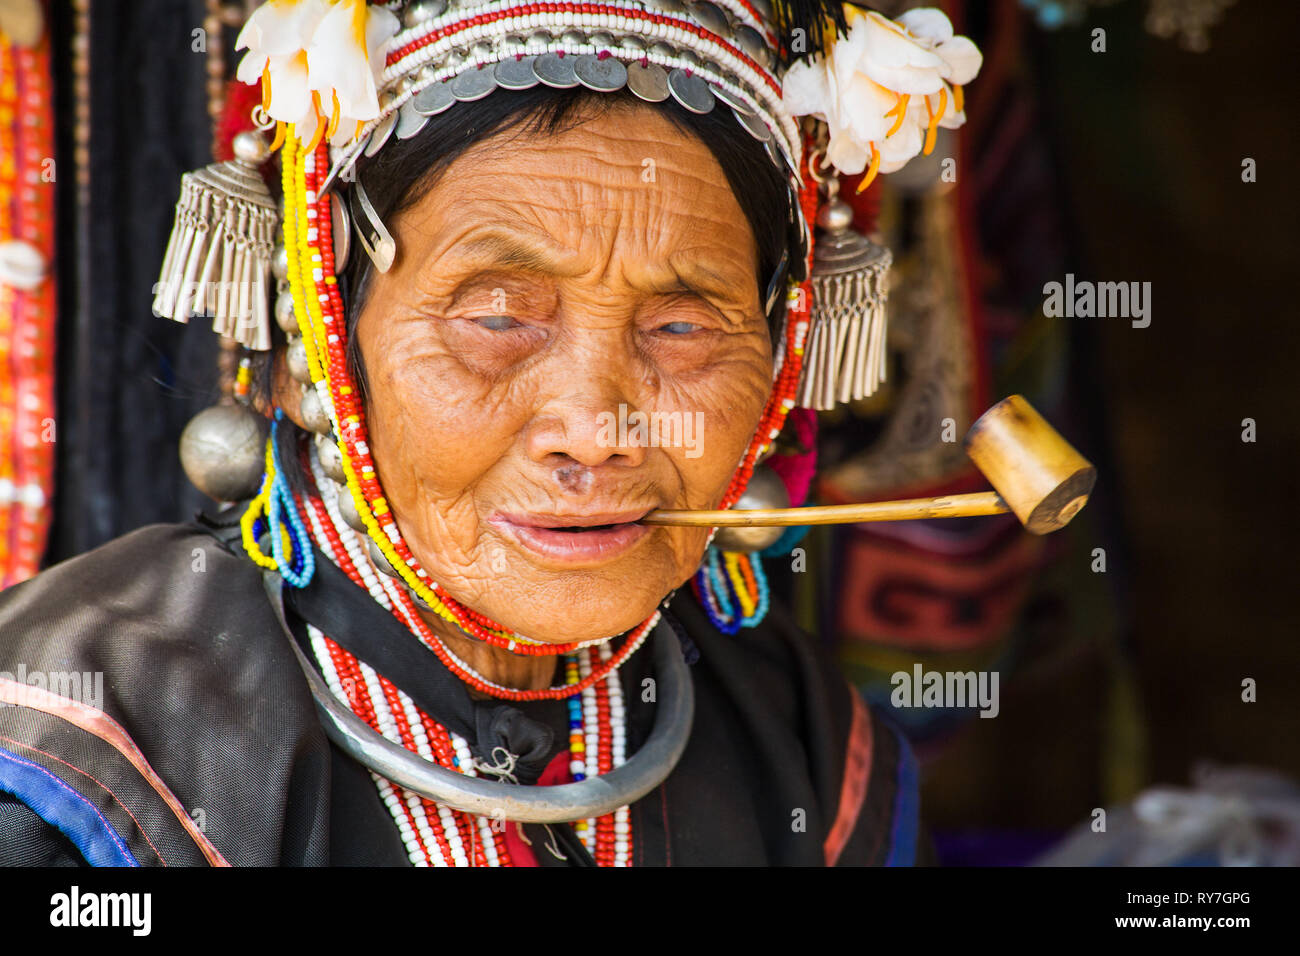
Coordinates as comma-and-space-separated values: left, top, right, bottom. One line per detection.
267, 412, 316, 589
694, 546, 772, 634
695, 550, 741, 635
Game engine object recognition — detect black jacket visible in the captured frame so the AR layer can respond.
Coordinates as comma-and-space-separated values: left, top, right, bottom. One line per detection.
0, 523, 922, 866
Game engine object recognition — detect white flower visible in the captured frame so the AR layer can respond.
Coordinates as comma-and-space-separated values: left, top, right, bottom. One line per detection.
842, 10, 948, 96
235, 0, 398, 149
896, 8, 983, 86
235, 0, 328, 124
782, 5, 982, 187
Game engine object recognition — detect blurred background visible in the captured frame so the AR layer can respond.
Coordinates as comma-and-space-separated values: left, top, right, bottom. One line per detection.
3, 0, 1297, 864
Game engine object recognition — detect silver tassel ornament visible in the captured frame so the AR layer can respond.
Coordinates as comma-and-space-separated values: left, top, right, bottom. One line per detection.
153, 130, 277, 351
797, 175, 892, 411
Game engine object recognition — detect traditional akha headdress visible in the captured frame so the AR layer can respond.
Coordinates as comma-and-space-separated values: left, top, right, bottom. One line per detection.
164, 0, 983, 642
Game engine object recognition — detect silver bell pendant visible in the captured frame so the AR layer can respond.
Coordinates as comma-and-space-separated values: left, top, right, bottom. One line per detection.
179, 403, 270, 502
796, 171, 892, 412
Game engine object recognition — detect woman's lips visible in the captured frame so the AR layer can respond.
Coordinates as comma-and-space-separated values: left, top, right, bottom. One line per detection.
490, 510, 653, 566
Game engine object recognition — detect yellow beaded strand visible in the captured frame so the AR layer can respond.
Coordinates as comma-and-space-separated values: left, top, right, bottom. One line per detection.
281, 132, 327, 384
240, 437, 279, 570
722, 551, 757, 618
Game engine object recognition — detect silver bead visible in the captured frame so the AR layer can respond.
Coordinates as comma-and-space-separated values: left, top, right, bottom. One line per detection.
403, 0, 447, 29
560, 29, 585, 47
179, 404, 270, 502
368, 536, 401, 578
817, 198, 855, 233
232, 130, 270, 166
298, 386, 332, 436
271, 244, 289, 281
711, 464, 789, 553
402, 581, 435, 611
285, 336, 312, 384
336, 486, 367, 532
316, 433, 347, 484
589, 30, 614, 50
275, 290, 298, 334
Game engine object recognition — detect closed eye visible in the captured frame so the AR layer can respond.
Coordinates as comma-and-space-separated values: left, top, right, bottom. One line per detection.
656, 320, 701, 334
473, 315, 524, 332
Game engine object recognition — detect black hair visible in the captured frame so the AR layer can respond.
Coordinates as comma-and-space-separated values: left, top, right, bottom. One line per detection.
269, 85, 802, 495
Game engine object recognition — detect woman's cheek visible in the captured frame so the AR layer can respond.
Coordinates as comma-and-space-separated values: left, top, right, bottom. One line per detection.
372, 357, 514, 501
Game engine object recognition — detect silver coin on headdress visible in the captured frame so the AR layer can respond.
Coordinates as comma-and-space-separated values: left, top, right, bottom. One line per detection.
451, 66, 498, 101
626, 62, 670, 102
532, 51, 579, 88
734, 25, 773, 69
413, 80, 456, 115
364, 109, 398, 157
687, 1, 729, 36
667, 69, 715, 114
710, 83, 754, 115
574, 54, 628, 93
395, 99, 430, 140
495, 55, 541, 90
732, 106, 773, 142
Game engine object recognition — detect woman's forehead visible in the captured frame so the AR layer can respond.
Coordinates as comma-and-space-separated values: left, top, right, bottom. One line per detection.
390, 108, 757, 282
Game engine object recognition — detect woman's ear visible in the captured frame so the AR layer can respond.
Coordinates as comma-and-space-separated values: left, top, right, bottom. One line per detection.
268, 347, 309, 431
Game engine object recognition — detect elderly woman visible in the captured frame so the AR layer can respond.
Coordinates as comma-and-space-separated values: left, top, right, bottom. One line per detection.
0, 0, 980, 866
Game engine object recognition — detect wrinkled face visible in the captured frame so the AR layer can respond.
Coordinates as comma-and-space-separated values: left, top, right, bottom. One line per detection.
355, 101, 773, 644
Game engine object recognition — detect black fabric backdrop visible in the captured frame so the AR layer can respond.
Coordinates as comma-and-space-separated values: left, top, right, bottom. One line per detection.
48, 0, 221, 563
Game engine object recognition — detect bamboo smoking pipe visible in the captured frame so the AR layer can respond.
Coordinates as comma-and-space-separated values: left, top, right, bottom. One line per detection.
642, 395, 1096, 536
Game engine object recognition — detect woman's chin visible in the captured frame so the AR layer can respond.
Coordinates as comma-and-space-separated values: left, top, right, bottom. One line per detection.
476, 590, 664, 646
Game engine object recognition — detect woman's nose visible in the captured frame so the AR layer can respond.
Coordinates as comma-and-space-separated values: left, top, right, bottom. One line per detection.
523, 371, 650, 471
